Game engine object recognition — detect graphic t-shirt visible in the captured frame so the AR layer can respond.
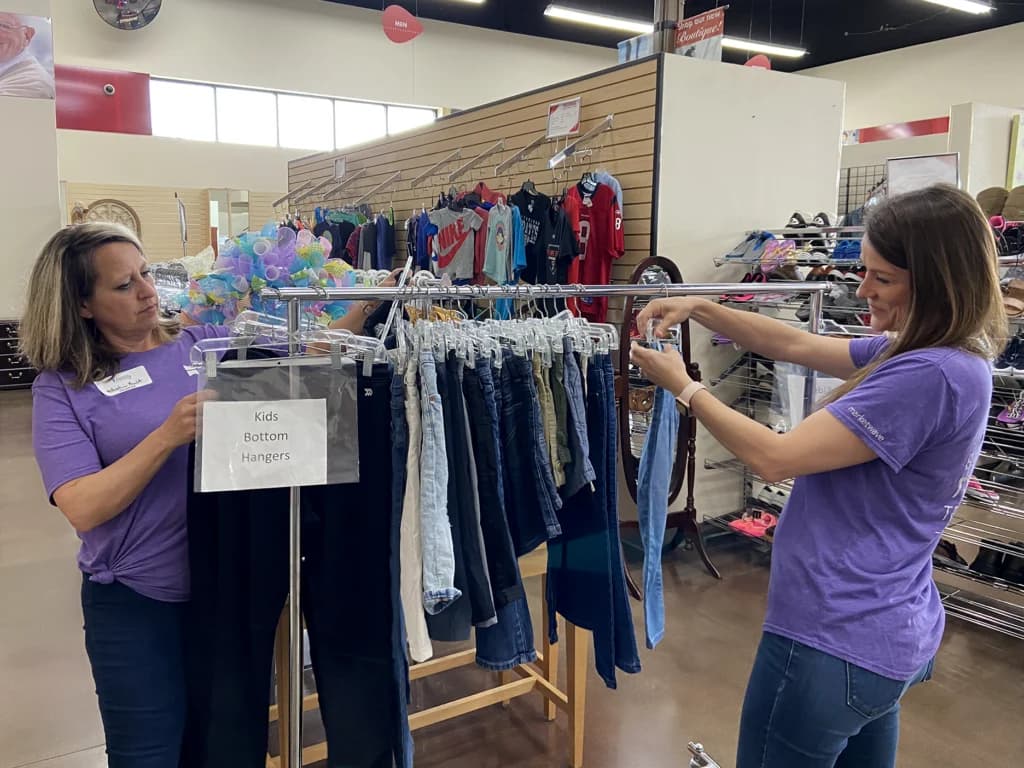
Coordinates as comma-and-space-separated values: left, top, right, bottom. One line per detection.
510, 190, 552, 284
483, 204, 513, 284
765, 335, 992, 680
566, 182, 624, 322
543, 207, 580, 285
428, 207, 484, 280
32, 325, 232, 602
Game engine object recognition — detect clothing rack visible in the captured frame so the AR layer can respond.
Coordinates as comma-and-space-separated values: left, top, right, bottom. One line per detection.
411, 148, 463, 188
320, 169, 368, 201
258, 280, 829, 768
549, 115, 614, 170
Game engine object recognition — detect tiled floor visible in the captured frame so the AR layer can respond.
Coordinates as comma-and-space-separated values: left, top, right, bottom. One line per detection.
2, 388, 1022, 768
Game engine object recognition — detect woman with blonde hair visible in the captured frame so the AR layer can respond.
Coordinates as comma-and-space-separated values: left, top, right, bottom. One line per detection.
22, 222, 385, 766
631, 185, 1006, 768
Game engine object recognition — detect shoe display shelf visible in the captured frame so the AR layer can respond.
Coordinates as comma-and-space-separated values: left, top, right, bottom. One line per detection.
712, 226, 865, 268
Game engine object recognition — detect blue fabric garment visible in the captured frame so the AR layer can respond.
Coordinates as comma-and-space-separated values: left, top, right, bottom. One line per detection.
560, 337, 596, 498
375, 214, 395, 271
594, 171, 624, 211
476, 597, 538, 671
416, 211, 434, 271
511, 206, 528, 276
636, 367, 679, 649
737, 632, 934, 768
546, 352, 641, 689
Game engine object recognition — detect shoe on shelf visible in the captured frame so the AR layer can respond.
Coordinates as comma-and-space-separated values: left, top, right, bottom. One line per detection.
964, 476, 1000, 505
933, 539, 969, 570
969, 540, 1006, 578
996, 391, 1024, 428
994, 337, 1023, 373
1002, 542, 1024, 585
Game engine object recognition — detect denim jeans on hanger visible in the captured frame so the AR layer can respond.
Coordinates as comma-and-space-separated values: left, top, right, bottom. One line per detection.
546, 353, 641, 690
401, 361, 433, 663
636, 355, 680, 650
182, 361, 412, 768
560, 338, 596, 498
550, 350, 573, 479
527, 353, 564, 528
418, 350, 460, 615
498, 349, 561, 555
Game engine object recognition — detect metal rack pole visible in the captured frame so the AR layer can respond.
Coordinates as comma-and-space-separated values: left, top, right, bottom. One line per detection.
286, 299, 303, 768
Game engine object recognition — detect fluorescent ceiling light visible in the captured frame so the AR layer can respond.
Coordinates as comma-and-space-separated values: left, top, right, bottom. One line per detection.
722, 37, 807, 58
544, 5, 654, 35
920, 0, 993, 14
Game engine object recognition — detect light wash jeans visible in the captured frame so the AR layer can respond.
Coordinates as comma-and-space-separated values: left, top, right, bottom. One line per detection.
418, 350, 460, 614
636, 373, 679, 649
401, 360, 433, 662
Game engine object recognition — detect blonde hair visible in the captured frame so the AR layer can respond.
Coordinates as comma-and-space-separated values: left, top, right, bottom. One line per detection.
20, 223, 179, 387
827, 185, 1008, 403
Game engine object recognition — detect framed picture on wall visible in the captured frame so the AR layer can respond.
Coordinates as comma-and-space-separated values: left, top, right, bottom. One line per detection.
1008, 114, 1024, 189
0, 12, 54, 100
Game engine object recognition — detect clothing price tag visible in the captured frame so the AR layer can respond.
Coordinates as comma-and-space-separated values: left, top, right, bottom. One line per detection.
199, 399, 328, 492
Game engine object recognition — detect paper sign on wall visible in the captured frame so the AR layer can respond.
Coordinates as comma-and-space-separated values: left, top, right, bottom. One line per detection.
547, 97, 582, 139
675, 7, 725, 62
200, 399, 328, 492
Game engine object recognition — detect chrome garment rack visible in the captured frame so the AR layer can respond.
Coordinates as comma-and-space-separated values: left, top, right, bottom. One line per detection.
257, 279, 829, 768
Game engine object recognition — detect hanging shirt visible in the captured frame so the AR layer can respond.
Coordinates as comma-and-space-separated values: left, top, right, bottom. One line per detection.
543, 206, 580, 285
594, 171, 625, 220
473, 182, 506, 206
511, 206, 527, 277
416, 211, 435, 272
565, 182, 624, 323
482, 204, 513, 284
472, 206, 491, 285
375, 215, 395, 271
345, 226, 361, 265
510, 190, 552, 284
429, 207, 484, 280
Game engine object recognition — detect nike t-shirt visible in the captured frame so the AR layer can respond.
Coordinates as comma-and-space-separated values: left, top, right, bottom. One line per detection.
428, 208, 484, 280
765, 335, 992, 679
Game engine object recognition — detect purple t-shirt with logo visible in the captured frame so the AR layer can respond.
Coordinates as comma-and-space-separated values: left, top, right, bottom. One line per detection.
32, 325, 230, 602
764, 335, 991, 680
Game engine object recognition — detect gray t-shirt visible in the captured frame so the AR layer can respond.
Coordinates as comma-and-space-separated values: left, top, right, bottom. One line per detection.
429, 208, 483, 280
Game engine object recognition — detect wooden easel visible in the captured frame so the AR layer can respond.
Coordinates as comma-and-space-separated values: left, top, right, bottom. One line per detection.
266, 546, 590, 768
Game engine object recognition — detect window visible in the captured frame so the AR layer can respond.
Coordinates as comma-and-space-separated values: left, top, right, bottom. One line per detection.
387, 105, 437, 136
150, 80, 216, 142
278, 94, 335, 151
215, 87, 277, 147
148, 78, 438, 151
335, 100, 387, 149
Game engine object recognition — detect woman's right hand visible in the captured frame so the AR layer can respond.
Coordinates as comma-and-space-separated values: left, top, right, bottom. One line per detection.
636, 297, 706, 338
158, 391, 218, 448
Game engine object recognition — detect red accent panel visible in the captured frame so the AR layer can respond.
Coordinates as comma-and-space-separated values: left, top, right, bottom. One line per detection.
55, 65, 152, 136
858, 117, 949, 144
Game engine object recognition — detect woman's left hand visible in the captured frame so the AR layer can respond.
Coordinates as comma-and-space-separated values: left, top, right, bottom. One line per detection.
629, 342, 692, 397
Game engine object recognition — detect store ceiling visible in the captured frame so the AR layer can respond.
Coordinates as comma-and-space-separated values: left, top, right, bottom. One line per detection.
323, 1, 1024, 71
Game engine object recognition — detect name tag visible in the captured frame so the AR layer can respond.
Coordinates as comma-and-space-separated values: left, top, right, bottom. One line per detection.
94, 365, 153, 397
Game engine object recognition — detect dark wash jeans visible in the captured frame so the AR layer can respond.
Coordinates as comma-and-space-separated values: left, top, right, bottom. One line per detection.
737, 632, 934, 768
182, 364, 411, 768
81, 576, 187, 768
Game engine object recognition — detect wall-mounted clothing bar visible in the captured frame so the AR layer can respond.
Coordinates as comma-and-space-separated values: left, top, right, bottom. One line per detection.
355, 171, 402, 206
495, 134, 549, 175
297, 175, 345, 202
411, 149, 463, 188
449, 140, 505, 184
549, 116, 614, 170
272, 181, 314, 209
320, 169, 368, 201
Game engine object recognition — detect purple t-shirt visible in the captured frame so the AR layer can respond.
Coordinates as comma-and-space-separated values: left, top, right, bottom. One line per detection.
32, 324, 230, 602
765, 335, 991, 680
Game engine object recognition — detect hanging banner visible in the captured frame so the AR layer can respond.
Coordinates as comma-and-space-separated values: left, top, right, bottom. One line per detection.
617, 33, 655, 64
382, 5, 423, 44
547, 97, 582, 140
674, 7, 726, 61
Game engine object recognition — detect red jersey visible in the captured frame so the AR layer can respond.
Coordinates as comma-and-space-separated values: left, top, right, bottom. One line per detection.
565, 182, 624, 323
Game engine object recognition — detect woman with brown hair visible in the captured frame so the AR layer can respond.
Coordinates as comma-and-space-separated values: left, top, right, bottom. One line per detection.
21, 222, 386, 767
631, 185, 1006, 768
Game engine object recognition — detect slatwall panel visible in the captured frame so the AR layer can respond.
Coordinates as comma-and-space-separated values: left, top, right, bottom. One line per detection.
250, 191, 286, 232
287, 59, 658, 310
65, 183, 211, 263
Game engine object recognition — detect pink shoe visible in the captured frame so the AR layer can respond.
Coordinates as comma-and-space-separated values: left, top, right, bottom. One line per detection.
729, 512, 778, 538
965, 476, 1000, 505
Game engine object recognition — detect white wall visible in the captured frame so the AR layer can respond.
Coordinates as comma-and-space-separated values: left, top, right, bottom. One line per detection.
802, 23, 1024, 131
948, 102, 1024, 195
656, 55, 844, 522
3, 0, 61, 319
58, 131, 306, 192
51, 0, 615, 111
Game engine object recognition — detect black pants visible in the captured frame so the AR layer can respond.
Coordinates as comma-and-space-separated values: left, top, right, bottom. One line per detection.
182, 364, 410, 768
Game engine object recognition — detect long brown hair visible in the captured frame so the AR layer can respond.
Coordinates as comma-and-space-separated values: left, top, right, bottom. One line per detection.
20, 223, 179, 387
827, 184, 1007, 402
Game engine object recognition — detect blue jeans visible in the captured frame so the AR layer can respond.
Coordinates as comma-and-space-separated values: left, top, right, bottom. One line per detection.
737, 632, 934, 768
82, 577, 186, 768
560, 337, 596, 498
636, 375, 679, 649
418, 350, 460, 613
